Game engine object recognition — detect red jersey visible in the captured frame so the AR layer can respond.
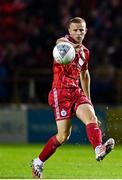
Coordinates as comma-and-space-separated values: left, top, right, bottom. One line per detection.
52, 35, 90, 89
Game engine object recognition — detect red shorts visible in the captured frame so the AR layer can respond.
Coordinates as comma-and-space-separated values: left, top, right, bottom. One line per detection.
48, 87, 92, 121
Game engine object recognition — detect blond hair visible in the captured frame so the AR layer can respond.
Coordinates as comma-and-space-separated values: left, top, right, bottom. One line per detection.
68, 17, 86, 28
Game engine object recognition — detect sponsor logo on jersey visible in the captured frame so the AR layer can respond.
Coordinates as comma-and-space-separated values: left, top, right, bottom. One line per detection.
78, 58, 84, 66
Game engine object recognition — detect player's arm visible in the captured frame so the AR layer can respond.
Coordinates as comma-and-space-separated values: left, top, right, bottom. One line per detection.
80, 69, 101, 126
80, 69, 91, 100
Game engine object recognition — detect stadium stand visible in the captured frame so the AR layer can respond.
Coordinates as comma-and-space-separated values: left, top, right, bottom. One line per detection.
0, 0, 122, 104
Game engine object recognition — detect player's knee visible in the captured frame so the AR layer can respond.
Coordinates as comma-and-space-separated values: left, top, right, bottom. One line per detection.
57, 132, 70, 144
66, 127, 72, 141
89, 115, 98, 124
60, 133, 70, 144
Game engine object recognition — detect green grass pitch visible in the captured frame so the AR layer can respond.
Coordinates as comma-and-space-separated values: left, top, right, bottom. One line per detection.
0, 144, 122, 179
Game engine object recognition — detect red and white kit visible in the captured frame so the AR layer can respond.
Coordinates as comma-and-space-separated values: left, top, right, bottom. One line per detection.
48, 35, 92, 120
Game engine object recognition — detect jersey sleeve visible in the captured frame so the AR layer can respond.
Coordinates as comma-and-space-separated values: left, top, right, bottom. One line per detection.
81, 62, 88, 71
81, 48, 90, 71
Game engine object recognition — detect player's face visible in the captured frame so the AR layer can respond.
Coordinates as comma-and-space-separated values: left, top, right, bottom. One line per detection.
68, 22, 87, 43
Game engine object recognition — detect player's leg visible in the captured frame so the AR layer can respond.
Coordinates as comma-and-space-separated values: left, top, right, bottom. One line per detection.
38, 119, 71, 162
32, 119, 71, 178
76, 104, 102, 148
56, 119, 72, 143
76, 103, 115, 161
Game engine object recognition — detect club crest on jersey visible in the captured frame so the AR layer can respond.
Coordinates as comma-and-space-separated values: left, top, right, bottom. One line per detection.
61, 109, 67, 117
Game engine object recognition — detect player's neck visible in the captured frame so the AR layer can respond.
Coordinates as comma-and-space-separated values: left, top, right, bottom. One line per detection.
68, 35, 82, 45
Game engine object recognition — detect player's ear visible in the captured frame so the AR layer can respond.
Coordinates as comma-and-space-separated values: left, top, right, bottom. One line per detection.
68, 27, 71, 34
85, 28, 88, 34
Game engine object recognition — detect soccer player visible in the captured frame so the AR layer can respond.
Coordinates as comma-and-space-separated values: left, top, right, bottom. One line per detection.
32, 17, 115, 178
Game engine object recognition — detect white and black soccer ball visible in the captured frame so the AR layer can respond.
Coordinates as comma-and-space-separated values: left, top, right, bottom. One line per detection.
53, 42, 75, 65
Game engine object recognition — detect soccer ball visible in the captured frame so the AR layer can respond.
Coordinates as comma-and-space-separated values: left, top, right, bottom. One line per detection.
53, 42, 75, 65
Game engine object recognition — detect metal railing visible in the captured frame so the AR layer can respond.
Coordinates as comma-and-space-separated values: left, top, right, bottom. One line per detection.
0, 68, 122, 104
0, 67, 52, 104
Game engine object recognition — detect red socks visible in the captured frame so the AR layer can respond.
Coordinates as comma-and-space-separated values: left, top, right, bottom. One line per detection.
39, 136, 61, 162
86, 123, 102, 149
39, 123, 102, 162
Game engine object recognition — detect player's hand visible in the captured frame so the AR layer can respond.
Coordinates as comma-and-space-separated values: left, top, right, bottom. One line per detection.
56, 38, 68, 44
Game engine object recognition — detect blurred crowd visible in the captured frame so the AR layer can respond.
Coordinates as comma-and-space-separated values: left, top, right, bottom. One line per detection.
0, 0, 122, 105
